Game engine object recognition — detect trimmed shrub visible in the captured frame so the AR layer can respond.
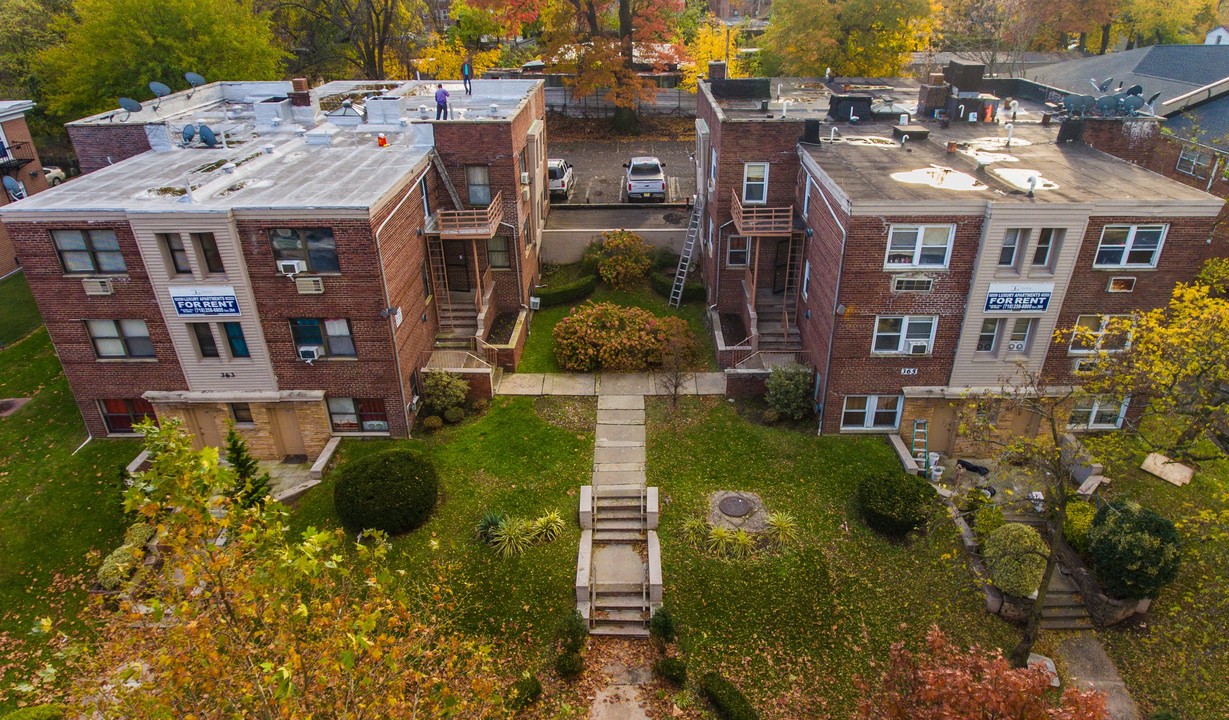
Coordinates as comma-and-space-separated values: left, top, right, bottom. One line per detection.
700, 672, 759, 720
422, 370, 469, 416
556, 609, 588, 654
443, 406, 465, 424
421, 415, 443, 432
536, 274, 597, 308
555, 651, 584, 680
530, 511, 565, 543
1063, 500, 1097, 555
124, 522, 156, 547
765, 366, 814, 420
333, 449, 439, 535
765, 511, 800, 548
507, 674, 542, 711
596, 230, 653, 289
973, 505, 1005, 537
1088, 501, 1181, 599
553, 302, 694, 372
653, 657, 687, 686
649, 269, 705, 303
649, 607, 677, 643
475, 511, 507, 544
760, 408, 780, 424
0, 705, 67, 720
856, 470, 938, 537
97, 544, 142, 590
983, 523, 1049, 598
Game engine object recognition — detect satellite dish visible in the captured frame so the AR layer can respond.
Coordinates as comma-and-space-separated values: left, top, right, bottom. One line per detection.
1095, 96, 1118, 115
1144, 91, 1162, 112
1079, 95, 1096, 112
1122, 95, 1145, 114
116, 97, 142, 120
198, 124, 218, 148
182, 124, 197, 144
1125, 84, 1143, 97
1098, 77, 1114, 93
3, 176, 26, 201
149, 81, 172, 97
1062, 94, 1081, 114
185, 72, 206, 88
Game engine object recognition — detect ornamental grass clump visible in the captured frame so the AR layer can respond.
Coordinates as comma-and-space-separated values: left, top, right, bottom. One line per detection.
553, 301, 694, 372
765, 511, 800, 549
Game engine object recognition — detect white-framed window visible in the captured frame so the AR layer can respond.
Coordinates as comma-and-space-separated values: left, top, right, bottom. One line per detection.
975, 318, 1000, 352
708, 147, 717, 194
1094, 225, 1165, 268
1032, 228, 1062, 269
742, 163, 768, 204
465, 165, 491, 206
192, 232, 225, 274
86, 319, 154, 359
327, 397, 390, 433
1069, 314, 1132, 355
420, 176, 431, 220
52, 229, 126, 274
1006, 318, 1035, 352
841, 395, 903, 430
872, 315, 937, 354
884, 225, 954, 269
270, 227, 339, 273
189, 322, 220, 358
1069, 397, 1128, 430
1176, 146, 1212, 178
999, 228, 1028, 268
289, 318, 356, 357
802, 177, 813, 217
802, 260, 810, 300
706, 218, 714, 253
727, 236, 749, 267
231, 403, 254, 425
160, 233, 191, 274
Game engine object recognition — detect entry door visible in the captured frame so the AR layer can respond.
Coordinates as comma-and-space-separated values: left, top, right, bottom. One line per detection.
187, 408, 224, 450
444, 240, 470, 292
772, 238, 790, 293
271, 407, 306, 460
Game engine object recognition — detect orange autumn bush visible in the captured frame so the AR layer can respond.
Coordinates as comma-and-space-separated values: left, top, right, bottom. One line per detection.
596, 230, 653, 289
552, 301, 693, 372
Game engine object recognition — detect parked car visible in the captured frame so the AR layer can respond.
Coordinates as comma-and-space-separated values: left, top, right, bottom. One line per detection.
623, 156, 667, 202
43, 166, 66, 186
547, 159, 573, 200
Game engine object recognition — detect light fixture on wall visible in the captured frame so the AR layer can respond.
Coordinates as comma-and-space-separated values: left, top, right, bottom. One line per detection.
805, 228, 814, 237
835, 303, 846, 315
380, 306, 399, 318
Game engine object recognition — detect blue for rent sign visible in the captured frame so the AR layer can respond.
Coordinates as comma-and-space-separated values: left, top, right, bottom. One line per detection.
169, 285, 241, 317
984, 282, 1054, 313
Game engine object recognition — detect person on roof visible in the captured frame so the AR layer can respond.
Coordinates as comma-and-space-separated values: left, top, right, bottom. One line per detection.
462, 59, 473, 95
435, 84, 450, 120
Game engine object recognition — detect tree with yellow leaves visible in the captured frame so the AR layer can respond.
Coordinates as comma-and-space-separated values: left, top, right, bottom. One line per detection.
762, 0, 935, 77
680, 16, 746, 91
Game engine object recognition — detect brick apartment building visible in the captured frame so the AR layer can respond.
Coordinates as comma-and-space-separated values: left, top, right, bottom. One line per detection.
1, 78, 548, 461
695, 64, 1226, 453
0, 100, 51, 276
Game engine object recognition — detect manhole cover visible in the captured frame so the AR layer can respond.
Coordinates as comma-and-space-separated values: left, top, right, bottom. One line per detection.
719, 496, 752, 518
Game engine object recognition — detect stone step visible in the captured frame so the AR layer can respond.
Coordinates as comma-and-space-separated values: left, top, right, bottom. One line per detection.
590, 624, 649, 638
595, 497, 642, 510
1043, 592, 1085, 608
595, 425, 646, 444
593, 594, 648, 610
594, 519, 645, 531
592, 609, 649, 623
1042, 606, 1091, 619
596, 508, 644, 521
592, 470, 646, 485
594, 581, 643, 594
593, 484, 645, 498
1041, 617, 1095, 631
594, 462, 646, 473
593, 529, 645, 543
596, 409, 645, 425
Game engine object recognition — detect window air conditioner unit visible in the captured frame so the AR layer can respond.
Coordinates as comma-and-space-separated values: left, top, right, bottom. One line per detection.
365, 421, 389, 432
529, 296, 541, 310
521, 186, 530, 201
1006, 340, 1026, 352
520, 171, 530, 185
277, 259, 306, 276
909, 341, 930, 355
297, 345, 323, 362
295, 276, 324, 294
82, 278, 114, 296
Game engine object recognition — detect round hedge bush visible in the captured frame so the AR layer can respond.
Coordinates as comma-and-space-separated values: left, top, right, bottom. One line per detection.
983, 522, 1048, 598
1063, 500, 1097, 555
1088, 501, 1181, 599
855, 470, 937, 537
333, 449, 439, 535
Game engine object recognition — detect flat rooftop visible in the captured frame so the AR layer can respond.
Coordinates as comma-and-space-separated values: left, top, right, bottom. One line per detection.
709, 77, 928, 121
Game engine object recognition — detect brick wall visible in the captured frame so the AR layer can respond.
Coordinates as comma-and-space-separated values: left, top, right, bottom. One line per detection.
67, 124, 152, 175
1074, 117, 1163, 168
4, 218, 188, 436
0, 225, 17, 277
1, 115, 51, 274
796, 174, 848, 396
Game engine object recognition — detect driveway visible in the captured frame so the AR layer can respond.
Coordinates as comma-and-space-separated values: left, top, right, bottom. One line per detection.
549, 140, 696, 205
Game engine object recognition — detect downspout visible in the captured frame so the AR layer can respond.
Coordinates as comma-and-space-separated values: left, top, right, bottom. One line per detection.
708, 220, 734, 314
813, 177, 848, 436
374, 166, 430, 439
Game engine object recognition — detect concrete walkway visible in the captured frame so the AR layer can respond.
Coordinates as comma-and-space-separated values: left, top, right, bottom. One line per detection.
1057, 634, 1140, 720
496, 371, 726, 396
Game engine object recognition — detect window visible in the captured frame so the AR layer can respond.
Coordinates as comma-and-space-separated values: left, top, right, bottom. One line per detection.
742, 163, 768, 204
1107, 276, 1136, 293
727, 236, 749, 267
328, 398, 389, 432
420, 262, 432, 299
802, 178, 812, 217
223, 322, 250, 358
1006, 318, 1035, 352
841, 395, 903, 430
892, 277, 934, 293
289, 318, 356, 357
269, 228, 339, 273
487, 236, 510, 268
999, 229, 1027, 267
1033, 228, 1061, 268
99, 398, 156, 434
1094, 225, 1165, 268
885, 225, 953, 269
1069, 314, 1132, 355
802, 260, 810, 300
1069, 398, 1127, 430
1176, 146, 1212, 178
420, 177, 431, 220
231, 403, 254, 425
87, 319, 154, 358
161, 233, 191, 274
193, 233, 225, 273
52, 229, 125, 274
190, 323, 220, 358
465, 165, 491, 206
872, 315, 936, 354
976, 319, 1000, 352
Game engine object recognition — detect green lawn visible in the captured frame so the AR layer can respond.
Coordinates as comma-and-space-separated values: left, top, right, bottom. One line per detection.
519, 284, 715, 373
0, 273, 43, 347
288, 396, 594, 669
646, 397, 1017, 718
0, 329, 140, 710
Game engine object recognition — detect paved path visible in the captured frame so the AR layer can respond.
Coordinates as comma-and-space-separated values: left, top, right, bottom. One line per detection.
1057, 634, 1140, 720
497, 371, 726, 396
589, 661, 651, 720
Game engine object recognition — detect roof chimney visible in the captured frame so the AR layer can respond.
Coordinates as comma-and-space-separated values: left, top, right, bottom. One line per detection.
289, 78, 311, 107
708, 61, 727, 80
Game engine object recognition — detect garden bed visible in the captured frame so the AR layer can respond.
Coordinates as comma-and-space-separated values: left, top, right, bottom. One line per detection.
485, 311, 519, 345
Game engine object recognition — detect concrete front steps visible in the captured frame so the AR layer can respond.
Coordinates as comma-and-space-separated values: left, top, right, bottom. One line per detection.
1041, 571, 1094, 631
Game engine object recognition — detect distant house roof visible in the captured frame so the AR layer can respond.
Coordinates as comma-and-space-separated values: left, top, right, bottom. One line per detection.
909, 51, 1078, 75
0, 100, 35, 121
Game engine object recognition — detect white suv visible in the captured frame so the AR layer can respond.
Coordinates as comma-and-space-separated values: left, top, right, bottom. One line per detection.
547, 159, 574, 200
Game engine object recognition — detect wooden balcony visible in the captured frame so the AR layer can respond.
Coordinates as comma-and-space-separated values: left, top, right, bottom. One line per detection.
432, 191, 503, 239
730, 188, 793, 236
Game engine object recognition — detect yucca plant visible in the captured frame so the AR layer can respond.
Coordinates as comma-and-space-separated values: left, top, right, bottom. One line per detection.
490, 517, 535, 558
706, 526, 734, 557
765, 511, 800, 549
475, 510, 507, 544
530, 511, 566, 543
731, 529, 756, 560
682, 517, 709, 548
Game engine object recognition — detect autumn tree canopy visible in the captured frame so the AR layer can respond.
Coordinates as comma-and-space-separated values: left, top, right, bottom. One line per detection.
762, 0, 934, 77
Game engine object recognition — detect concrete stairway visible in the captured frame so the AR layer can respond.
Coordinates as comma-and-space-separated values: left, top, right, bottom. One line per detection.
1042, 566, 1094, 631
755, 289, 801, 352
435, 291, 478, 347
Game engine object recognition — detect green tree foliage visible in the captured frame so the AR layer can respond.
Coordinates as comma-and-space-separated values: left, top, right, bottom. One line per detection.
422, 370, 470, 415
983, 523, 1048, 598
1063, 500, 1096, 554
333, 448, 440, 534
224, 425, 272, 509
0, 0, 69, 98
38, 0, 284, 122
1088, 501, 1181, 599
269, 0, 425, 80
762, 0, 933, 77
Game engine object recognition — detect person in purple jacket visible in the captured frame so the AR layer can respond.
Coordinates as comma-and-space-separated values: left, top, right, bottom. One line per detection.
435, 84, 449, 120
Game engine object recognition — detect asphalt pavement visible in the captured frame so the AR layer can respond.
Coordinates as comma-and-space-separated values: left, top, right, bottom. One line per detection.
549, 140, 696, 204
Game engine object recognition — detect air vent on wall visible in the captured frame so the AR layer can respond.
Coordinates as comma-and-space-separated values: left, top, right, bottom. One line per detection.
295, 276, 324, 294
1107, 276, 1136, 293
893, 277, 934, 293
82, 278, 114, 296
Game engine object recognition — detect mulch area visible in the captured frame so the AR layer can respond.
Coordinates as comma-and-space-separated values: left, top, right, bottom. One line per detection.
486, 311, 519, 345
719, 313, 747, 345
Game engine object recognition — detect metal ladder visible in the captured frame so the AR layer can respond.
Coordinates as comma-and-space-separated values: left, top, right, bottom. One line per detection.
669, 197, 703, 308
912, 419, 930, 473
426, 236, 453, 333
